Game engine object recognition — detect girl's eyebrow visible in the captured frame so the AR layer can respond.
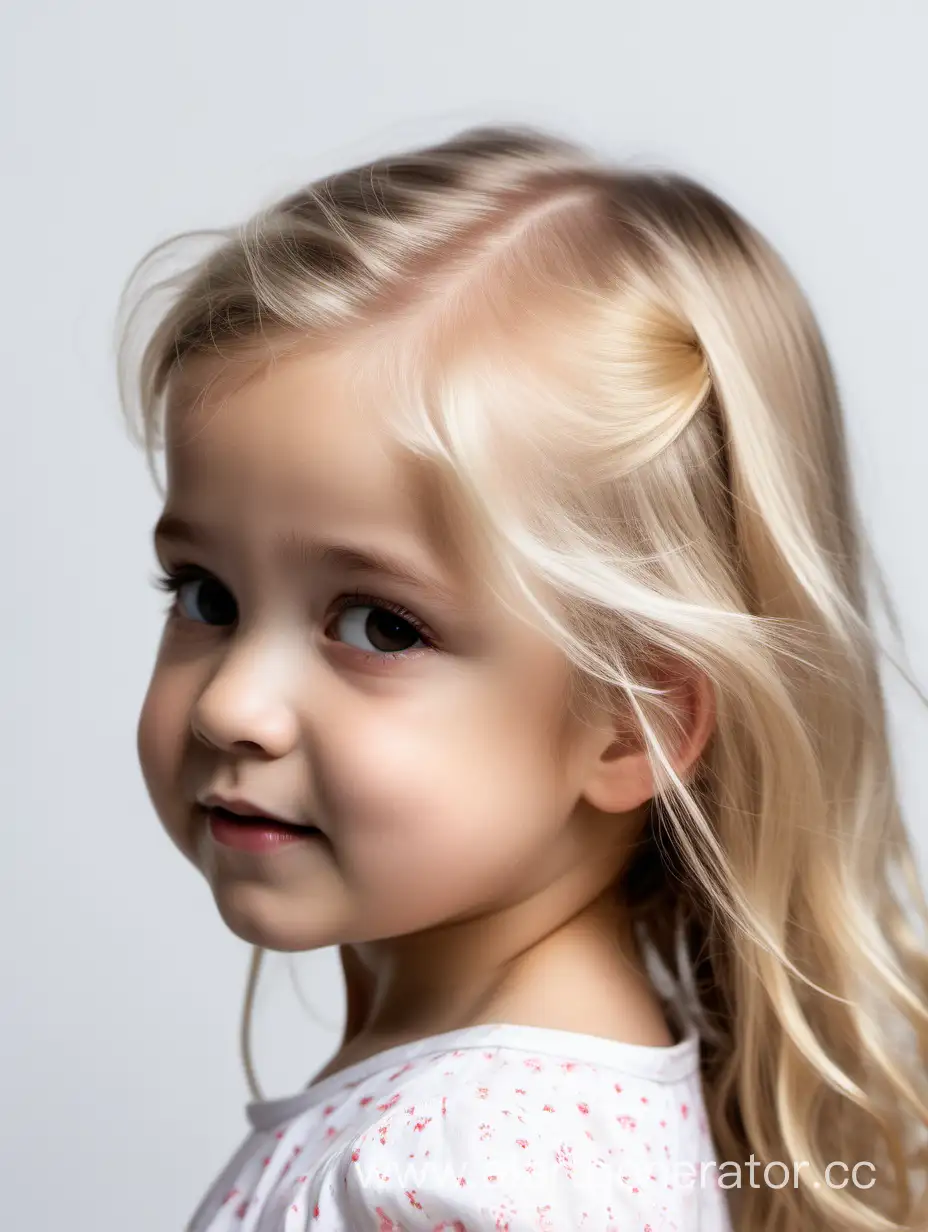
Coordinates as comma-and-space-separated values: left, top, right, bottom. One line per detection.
153, 513, 463, 607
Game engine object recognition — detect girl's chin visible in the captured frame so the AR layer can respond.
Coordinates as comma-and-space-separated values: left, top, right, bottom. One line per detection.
209, 877, 344, 953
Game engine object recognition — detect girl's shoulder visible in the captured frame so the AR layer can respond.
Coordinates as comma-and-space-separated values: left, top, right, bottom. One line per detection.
189, 1023, 733, 1232
247, 1018, 707, 1136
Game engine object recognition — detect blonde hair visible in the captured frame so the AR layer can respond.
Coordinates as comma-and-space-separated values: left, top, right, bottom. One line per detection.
116, 124, 928, 1230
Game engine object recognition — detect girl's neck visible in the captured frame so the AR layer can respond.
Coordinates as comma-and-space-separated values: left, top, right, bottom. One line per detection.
319, 891, 674, 1086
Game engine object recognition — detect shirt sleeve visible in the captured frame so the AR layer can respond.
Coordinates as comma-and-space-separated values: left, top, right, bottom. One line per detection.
316, 1090, 694, 1231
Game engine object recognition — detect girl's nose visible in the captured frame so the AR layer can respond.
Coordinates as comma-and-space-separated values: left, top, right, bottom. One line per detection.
190, 653, 301, 759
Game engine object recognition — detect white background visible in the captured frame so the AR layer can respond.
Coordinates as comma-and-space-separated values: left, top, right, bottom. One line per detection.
3, 2, 927, 1228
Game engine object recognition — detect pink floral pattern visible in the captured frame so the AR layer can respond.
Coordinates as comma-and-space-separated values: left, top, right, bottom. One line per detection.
187, 1023, 732, 1231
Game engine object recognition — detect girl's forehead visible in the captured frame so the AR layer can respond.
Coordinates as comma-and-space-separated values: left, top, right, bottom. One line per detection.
161, 340, 564, 631
166, 348, 397, 479
162, 347, 499, 596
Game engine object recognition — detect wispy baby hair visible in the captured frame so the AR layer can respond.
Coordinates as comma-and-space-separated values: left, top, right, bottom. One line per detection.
116, 123, 928, 1230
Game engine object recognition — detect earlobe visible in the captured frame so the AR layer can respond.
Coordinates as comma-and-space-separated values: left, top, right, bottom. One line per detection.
582, 741, 657, 815
580, 667, 716, 816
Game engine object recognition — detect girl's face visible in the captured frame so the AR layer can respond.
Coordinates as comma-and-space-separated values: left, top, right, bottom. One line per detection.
138, 345, 627, 953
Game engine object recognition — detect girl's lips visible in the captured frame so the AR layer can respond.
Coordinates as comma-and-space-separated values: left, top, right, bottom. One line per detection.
199, 792, 304, 826
204, 806, 324, 854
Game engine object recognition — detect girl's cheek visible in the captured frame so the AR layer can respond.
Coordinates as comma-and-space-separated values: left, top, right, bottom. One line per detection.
136, 684, 164, 791
137, 676, 187, 827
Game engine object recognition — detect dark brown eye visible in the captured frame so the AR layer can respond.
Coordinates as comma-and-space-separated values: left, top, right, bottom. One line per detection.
156, 567, 237, 627
331, 603, 425, 655
180, 576, 237, 626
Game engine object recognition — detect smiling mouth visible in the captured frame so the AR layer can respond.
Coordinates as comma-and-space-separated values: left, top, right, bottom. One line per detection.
208, 805, 322, 834
202, 805, 326, 853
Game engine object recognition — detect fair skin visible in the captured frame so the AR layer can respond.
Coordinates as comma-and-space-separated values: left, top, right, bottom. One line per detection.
138, 342, 716, 1083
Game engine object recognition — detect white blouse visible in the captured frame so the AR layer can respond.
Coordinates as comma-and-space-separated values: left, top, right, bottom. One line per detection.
187, 1021, 733, 1231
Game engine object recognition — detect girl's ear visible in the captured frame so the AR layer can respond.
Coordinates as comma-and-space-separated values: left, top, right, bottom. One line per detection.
580, 664, 716, 816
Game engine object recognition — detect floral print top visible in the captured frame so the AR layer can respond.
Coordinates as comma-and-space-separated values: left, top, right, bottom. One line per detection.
187, 1021, 733, 1231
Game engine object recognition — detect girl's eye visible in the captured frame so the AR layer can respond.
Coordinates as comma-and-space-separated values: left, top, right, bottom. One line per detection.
152, 571, 434, 660
328, 596, 431, 658
153, 567, 237, 626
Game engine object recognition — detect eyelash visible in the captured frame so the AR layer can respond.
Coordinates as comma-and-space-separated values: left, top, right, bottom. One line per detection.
151, 564, 437, 662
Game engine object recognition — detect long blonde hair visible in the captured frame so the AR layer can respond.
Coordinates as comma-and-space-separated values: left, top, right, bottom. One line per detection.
116, 123, 928, 1230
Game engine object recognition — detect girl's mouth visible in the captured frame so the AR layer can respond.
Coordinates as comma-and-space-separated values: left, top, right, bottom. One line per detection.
205, 806, 324, 853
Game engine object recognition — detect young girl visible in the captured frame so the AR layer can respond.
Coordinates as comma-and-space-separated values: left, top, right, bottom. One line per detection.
116, 124, 928, 1231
